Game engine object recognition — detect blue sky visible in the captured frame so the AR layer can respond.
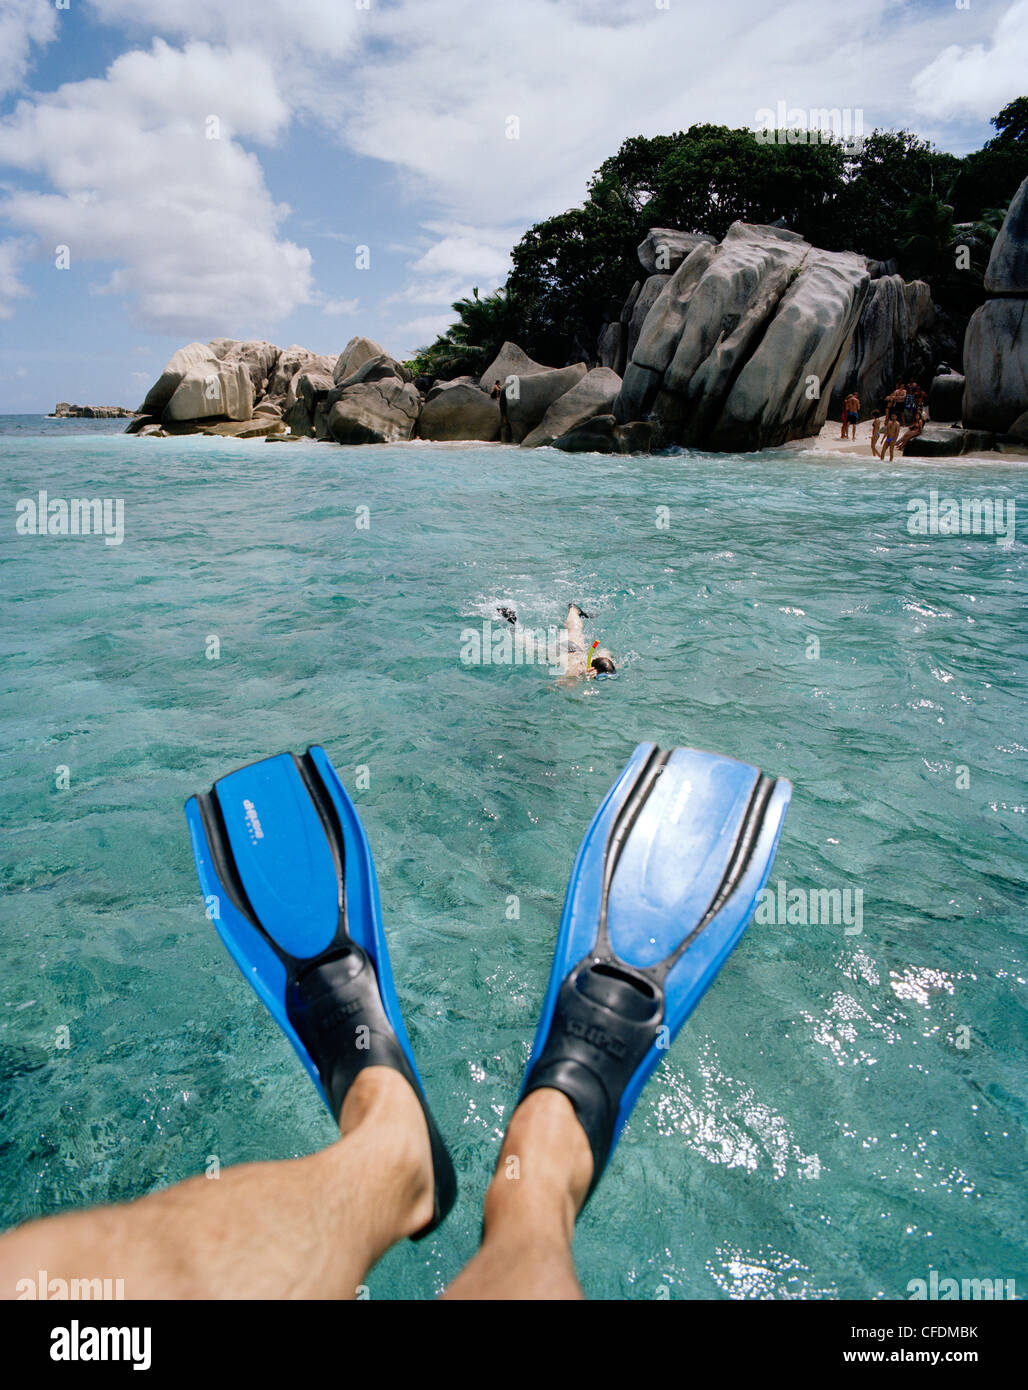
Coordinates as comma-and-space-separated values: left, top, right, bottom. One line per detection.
0, 0, 1025, 413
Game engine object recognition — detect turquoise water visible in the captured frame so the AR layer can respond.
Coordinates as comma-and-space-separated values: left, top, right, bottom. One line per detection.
1, 415, 1025, 1300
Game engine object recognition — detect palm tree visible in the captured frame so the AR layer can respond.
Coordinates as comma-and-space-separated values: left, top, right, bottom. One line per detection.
407, 287, 517, 379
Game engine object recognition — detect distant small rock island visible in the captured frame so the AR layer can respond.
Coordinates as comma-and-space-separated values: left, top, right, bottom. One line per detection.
50, 402, 138, 418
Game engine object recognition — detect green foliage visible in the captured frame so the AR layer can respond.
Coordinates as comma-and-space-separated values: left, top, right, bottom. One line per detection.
950, 98, 1028, 220
419, 102, 1027, 373
896, 191, 956, 279
829, 130, 961, 261
605, 124, 847, 243
405, 287, 518, 379
506, 200, 639, 366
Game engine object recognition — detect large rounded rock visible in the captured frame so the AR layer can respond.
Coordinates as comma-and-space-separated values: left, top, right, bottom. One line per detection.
140, 342, 218, 416
334, 353, 413, 391
417, 384, 500, 441
904, 428, 998, 457
626, 273, 671, 363
644, 224, 811, 441
637, 228, 715, 275
222, 340, 280, 396
125, 413, 159, 434
928, 370, 965, 423
333, 336, 388, 384
614, 362, 663, 425
163, 359, 254, 422
963, 298, 1028, 432
619, 280, 641, 325
984, 175, 1028, 294
614, 421, 653, 454
268, 345, 319, 398
327, 378, 420, 444
504, 363, 587, 442
630, 240, 722, 376
425, 375, 477, 401
617, 223, 871, 450
1007, 409, 1028, 443
597, 321, 623, 371
829, 277, 938, 419
295, 370, 336, 410
284, 396, 314, 437
707, 246, 870, 451
520, 367, 622, 448
478, 341, 548, 392
200, 418, 286, 439
553, 414, 618, 453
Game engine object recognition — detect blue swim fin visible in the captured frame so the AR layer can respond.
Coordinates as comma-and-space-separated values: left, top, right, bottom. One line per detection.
522, 743, 791, 1200
184, 745, 456, 1238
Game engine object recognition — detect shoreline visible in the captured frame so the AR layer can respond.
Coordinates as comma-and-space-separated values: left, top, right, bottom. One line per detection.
7, 411, 1028, 463
785, 419, 1028, 465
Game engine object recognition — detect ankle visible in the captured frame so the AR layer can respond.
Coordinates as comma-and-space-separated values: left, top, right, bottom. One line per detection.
482, 1089, 593, 1241
337, 1068, 437, 1239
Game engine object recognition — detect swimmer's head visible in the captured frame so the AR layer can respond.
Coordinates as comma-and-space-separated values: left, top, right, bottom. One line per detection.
590, 647, 616, 676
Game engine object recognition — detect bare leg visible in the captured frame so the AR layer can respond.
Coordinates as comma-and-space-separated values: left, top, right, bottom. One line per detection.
0, 1068, 433, 1300
443, 1089, 593, 1301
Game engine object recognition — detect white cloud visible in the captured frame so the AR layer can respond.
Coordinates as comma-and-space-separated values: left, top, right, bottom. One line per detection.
391, 312, 456, 350
87, 0, 361, 58
0, 0, 58, 97
0, 41, 312, 335
2, 0, 1019, 349
0, 238, 30, 319
911, 0, 1028, 120
411, 222, 513, 282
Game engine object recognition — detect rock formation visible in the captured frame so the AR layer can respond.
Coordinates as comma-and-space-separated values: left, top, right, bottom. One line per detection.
928, 365, 966, 424
325, 355, 420, 444
478, 342, 589, 441
964, 176, 1028, 433
637, 228, 716, 276
828, 276, 942, 417
520, 367, 622, 447
418, 384, 501, 441
164, 357, 254, 422
51, 403, 136, 418
333, 336, 387, 384
130, 215, 984, 454
615, 222, 871, 450
552, 415, 653, 454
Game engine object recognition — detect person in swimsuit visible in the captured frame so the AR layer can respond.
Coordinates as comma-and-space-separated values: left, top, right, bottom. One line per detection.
870, 412, 881, 454
878, 407, 901, 461
560, 604, 616, 680
897, 412, 925, 454
841, 392, 860, 440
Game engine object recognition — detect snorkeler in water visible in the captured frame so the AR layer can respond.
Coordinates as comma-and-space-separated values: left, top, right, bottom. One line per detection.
562, 603, 616, 678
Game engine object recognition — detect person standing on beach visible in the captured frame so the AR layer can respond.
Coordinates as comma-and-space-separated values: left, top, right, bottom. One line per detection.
870, 412, 881, 455
841, 392, 860, 440
491, 379, 511, 443
878, 406, 902, 461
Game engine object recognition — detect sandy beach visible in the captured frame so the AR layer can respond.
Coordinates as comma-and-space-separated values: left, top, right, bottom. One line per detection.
788, 418, 1028, 464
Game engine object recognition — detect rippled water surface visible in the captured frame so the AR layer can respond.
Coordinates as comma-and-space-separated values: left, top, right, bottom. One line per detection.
1, 416, 1025, 1299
